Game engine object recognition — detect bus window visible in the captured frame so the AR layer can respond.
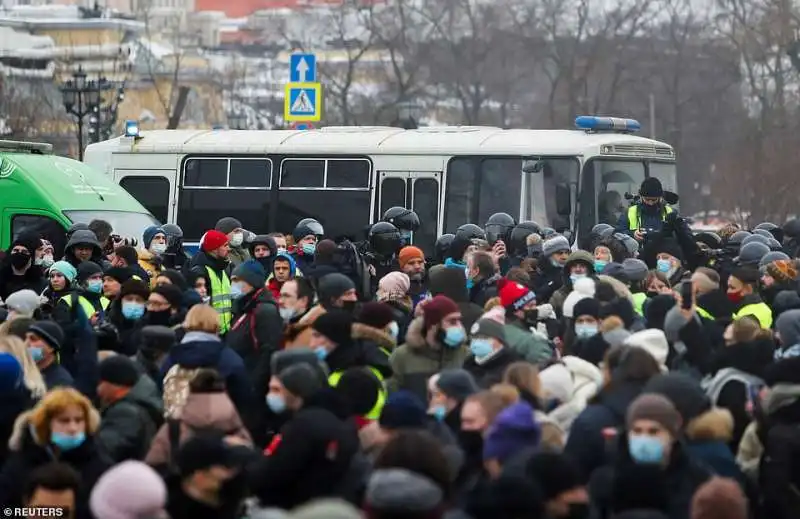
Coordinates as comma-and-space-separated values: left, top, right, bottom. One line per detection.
525, 158, 579, 228
648, 162, 678, 200
327, 159, 371, 188
280, 160, 324, 188
229, 159, 271, 188
12, 214, 67, 258
177, 190, 270, 241
120, 176, 170, 223
595, 160, 645, 225
412, 177, 439, 254
184, 158, 227, 186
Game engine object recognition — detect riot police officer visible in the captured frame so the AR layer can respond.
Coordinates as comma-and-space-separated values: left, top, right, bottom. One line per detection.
382, 207, 420, 246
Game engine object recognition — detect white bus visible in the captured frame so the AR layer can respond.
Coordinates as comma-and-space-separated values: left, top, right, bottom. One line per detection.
83, 118, 676, 252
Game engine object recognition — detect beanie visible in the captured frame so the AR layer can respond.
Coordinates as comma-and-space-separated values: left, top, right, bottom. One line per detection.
103, 267, 134, 284
142, 226, 165, 249
621, 258, 649, 282
312, 310, 354, 347
12, 231, 41, 256
4, 289, 42, 318
90, 461, 167, 519
626, 393, 682, 437
232, 260, 267, 289
50, 261, 78, 283
377, 272, 411, 301
98, 355, 141, 387
29, 320, 64, 351
279, 363, 323, 400
643, 373, 711, 423
542, 236, 570, 258
421, 295, 460, 331
365, 469, 443, 513
76, 261, 103, 283
0, 353, 22, 393
379, 390, 427, 429
483, 402, 541, 462
398, 246, 425, 269
731, 267, 759, 285
335, 367, 382, 416
270, 348, 328, 384
120, 279, 150, 300
469, 318, 506, 345
525, 451, 583, 501
151, 284, 184, 309
436, 369, 478, 401
200, 230, 229, 253
767, 259, 798, 283
497, 278, 536, 311
357, 302, 395, 330
317, 273, 356, 305
640, 177, 664, 198
214, 217, 243, 235
690, 477, 748, 519
572, 298, 600, 319
655, 239, 683, 262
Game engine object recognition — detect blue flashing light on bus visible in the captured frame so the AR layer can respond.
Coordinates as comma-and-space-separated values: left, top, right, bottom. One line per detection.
124, 120, 140, 138
575, 116, 641, 133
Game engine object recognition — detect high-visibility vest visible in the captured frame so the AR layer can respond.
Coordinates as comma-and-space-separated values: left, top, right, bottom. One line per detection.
627, 205, 674, 230
733, 302, 773, 329
328, 366, 387, 420
696, 307, 715, 321
206, 266, 232, 333
60, 294, 110, 320
632, 292, 647, 316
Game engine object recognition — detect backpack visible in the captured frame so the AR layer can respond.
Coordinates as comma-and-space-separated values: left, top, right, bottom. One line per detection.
334, 240, 372, 300
162, 364, 201, 418
701, 367, 764, 406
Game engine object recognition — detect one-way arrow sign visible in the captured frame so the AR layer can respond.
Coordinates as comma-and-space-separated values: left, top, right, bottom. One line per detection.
290, 53, 316, 82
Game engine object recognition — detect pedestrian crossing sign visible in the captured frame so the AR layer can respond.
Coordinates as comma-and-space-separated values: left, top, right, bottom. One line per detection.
285, 82, 322, 122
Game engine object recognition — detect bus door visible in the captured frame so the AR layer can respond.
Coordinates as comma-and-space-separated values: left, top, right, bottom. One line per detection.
378, 171, 441, 254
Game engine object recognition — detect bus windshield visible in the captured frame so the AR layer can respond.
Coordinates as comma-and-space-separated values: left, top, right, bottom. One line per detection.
64, 210, 160, 242
593, 160, 678, 226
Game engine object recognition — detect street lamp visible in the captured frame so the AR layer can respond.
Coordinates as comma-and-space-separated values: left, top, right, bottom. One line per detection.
391, 100, 422, 129
88, 79, 125, 144
60, 67, 103, 160
227, 110, 247, 130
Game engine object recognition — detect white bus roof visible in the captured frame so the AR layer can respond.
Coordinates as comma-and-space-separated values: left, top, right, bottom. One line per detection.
86, 126, 675, 158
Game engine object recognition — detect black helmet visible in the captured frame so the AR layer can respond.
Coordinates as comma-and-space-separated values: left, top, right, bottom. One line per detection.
591, 223, 615, 237
293, 218, 324, 241
456, 223, 486, 242
783, 218, 800, 240
484, 212, 516, 244
752, 229, 774, 240
694, 231, 722, 250
759, 250, 790, 268
382, 207, 420, 233
161, 223, 184, 250
434, 234, 455, 263
755, 222, 783, 242
368, 222, 402, 257
741, 234, 770, 248
540, 227, 557, 239
736, 242, 770, 267
767, 238, 781, 251
509, 221, 541, 257
725, 230, 751, 249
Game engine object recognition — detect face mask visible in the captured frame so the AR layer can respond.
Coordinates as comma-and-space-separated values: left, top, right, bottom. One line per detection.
387, 321, 399, 340
443, 326, 465, 347
570, 273, 587, 284
575, 323, 599, 338
86, 279, 103, 294
151, 243, 167, 255
401, 232, 412, 245
10, 252, 30, 269
656, 259, 672, 274
277, 247, 288, 254
50, 431, 86, 451
37, 255, 54, 268
523, 309, 538, 325
230, 282, 247, 299
550, 258, 563, 268
727, 290, 745, 304
628, 434, 665, 464
302, 243, 316, 255
229, 233, 244, 247
458, 430, 484, 456
594, 260, 607, 272
565, 503, 590, 519
29, 347, 44, 362
266, 393, 286, 414
470, 338, 493, 358
341, 300, 357, 313
279, 307, 296, 321
148, 309, 172, 326
431, 405, 447, 422
121, 301, 145, 320
314, 346, 328, 361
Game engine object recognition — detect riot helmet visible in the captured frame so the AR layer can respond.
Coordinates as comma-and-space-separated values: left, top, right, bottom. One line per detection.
736, 242, 770, 267
484, 212, 516, 244
368, 221, 402, 257
434, 234, 455, 264
456, 223, 486, 242
382, 207, 420, 233
741, 234, 770, 248
694, 231, 722, 251
591, 223, 615, 238
759, 250, 790, 269
509, 221, 541, 257
752, 229, 774, 240
293, 218, 324, 242
783, 218, 800, 241
755, 222, 783, 243
161, 223, 184, 251
725, 231, 751, 250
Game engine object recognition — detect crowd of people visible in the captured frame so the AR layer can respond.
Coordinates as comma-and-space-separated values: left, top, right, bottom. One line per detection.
0, 177, 798, 519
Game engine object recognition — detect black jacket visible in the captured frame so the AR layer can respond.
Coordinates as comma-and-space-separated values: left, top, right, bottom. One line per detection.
0, 263, 46, 300
97, 377, 164, 462
0, 388, 35, 464
326, 337, 393, 380
462, 348, 522, 389
189, 251, 231, 301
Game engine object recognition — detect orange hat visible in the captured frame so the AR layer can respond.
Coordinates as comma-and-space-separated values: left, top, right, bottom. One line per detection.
398, 246, 424, 269
767, 260, 798, 283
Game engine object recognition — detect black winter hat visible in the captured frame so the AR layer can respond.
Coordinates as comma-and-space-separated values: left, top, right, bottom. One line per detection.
270, 348, 327, 383
379, 390, 427, 430
76, 261, 103, 283
279, 363, 323, 400
599, 298, 636, 329
654, 239, 683, 262
573, 298, 601, 319
98, 355, 140, 387
643, 372, 711, 423
28, 321, 64, 351
214, 217, 242, 235
120, 279, 150, 300
140, 325, 176, 353
763, 357, 800, 386
11, 231, 41, 256
317, 273, 356, 306
357, 302, 395, 329
104, 267, 135, 284
312, 310, 354, 347
436, 369, 479, 402
524, 451, 583, 501
335, 367, 382, 416
644, 294, 676, 331
232, 260, 267, 289
639, 177, 664, 198
151, 284, 183, 309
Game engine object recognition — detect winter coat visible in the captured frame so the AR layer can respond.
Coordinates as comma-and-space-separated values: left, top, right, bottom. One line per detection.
463, 348, 521, 389
97, 376, 163, 463
427, 265, 483, 332
227, 245, 250, 268
503, 318, 554, 364
40, 361, 75, 390
160, 331, 253, 416
352, 322, 397, 355
532, 261, 564, 305
381, 296, 414, 346
189, 251, 231, 303
325, 334, 393, 381
146, 392, 252, 468
0, 387, 35, 463
62, 230, 110, 271
548, 356, 603, 436
388, 317, 469, 402
137, 248, 164, 287
0, 263, 46, 301
0, 410, 112, 519
106, 299, 146, 357
468, 274, 499, 309
549, 250, 596, 316
50, 299, 99, 398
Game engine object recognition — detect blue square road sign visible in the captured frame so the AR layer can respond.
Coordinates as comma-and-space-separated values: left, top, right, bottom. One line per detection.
290, 54, 317, 82
285, 82, 322, 122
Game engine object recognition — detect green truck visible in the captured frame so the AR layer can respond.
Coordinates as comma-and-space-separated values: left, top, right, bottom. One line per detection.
0, 140, 158, 255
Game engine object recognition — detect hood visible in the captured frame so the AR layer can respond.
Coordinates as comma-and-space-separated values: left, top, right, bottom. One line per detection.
120, 376, 163, 417
248, 235, 277, 258
402, 316, 429, 350
624, 329, 669, 368
9, 407, 101, 451
274, 252, 297, 277
352, 322, 396, 351
66, 230, 101, 251
562, 250, 595, 285
171, 331, 224, 367
180, 392, 245, 431
777, 309, 800, 349
427, 264, 468, 303
562, 355, 603, 398
596, 274, 634, 305
685, 407, 733, 442
764, 383, 800, 415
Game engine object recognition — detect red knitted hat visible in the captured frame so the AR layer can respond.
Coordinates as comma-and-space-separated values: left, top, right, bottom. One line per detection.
422, 295, 460, 331
498, 278, 536, 311
200, 230, 229, 253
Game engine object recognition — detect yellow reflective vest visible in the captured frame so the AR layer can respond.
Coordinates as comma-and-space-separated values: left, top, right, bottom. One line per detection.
206, 266, 232, 334
627, 205, 674, 230
733, 302, 773, 329
328, 366, 387, 420
60, 293, 110, 319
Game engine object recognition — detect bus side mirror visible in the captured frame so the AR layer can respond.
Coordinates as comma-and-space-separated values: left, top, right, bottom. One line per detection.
556, 184, 571, 216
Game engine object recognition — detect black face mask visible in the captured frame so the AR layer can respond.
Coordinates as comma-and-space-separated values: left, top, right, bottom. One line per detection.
564, 502, 590, 519
10, 252, 30, 270
458, 430, 484, 457
646, 290, 659, 298
523, 309, 539, 325
147, 309, 172, 326
340, 300, 358, 314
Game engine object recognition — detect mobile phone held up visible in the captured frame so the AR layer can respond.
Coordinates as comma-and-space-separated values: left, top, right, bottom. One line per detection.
681, 282, 693, 310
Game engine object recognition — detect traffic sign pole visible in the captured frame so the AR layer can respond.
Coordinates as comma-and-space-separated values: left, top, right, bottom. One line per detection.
286, 53, 321, 124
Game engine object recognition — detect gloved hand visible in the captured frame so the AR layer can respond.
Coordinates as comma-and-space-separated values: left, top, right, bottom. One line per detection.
535, 303, 556, 321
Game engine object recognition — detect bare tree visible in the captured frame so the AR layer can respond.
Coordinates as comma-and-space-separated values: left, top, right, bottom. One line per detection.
0, 77, 64, 141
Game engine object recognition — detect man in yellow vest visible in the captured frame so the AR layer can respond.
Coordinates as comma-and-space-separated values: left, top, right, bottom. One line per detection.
190, 230, 233, 334
728, 268, 773, 329
617, 177, 676, 241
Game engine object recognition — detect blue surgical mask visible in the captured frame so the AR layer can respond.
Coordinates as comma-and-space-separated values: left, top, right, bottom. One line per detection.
230, 282, 247, 299
570, 273, 587, 284
387, 321, 399, 340
314, 346, 328, 360
401, 232, 412, 245
86, 279, 103, 294
470, 338, 494, 358
50, 431, 86, 451
121, 301, 145, 320
431, 405, 447, 422
551, 258, 563, 268
29, 347, 44, 362
575, 323, 598, 338
302, 243, 316, 255
443, 326, 465, 347
628, 434, 665, 464
594, 260, 608, 273
266, 393, 286, 414
656, 259, 672, 274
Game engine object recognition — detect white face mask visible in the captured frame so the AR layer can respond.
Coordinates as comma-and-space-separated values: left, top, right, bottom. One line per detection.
279, 307, 296, 321
36, 255, 54, 268
229, 233, 244, 247
151, 243, 167, 255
